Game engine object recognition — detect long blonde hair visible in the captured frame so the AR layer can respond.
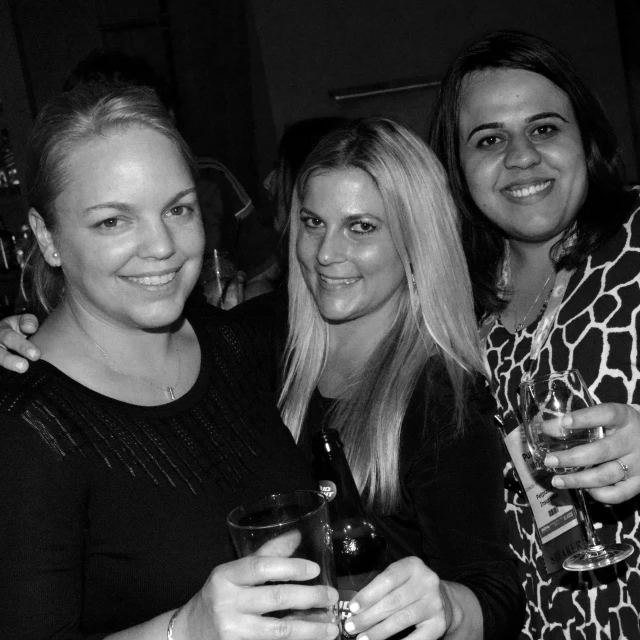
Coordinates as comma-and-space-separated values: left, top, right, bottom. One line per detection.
279, 118, 485, 513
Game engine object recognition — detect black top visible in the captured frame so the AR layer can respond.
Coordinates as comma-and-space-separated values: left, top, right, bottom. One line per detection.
0, 307, 314, 639
298, 362, 525, 640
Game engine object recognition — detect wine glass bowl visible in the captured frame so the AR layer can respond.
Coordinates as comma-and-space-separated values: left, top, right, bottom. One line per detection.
521, 371, 604, 474
520, 369, 633, 571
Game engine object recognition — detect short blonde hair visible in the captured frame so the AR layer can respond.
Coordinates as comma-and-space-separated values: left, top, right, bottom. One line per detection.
25, 85, 196, 314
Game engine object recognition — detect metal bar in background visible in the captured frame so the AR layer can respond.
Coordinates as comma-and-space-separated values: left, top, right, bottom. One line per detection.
329, 78, 440, 103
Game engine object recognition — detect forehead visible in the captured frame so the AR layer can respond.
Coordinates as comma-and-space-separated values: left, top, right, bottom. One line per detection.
304, 167, 384, 213
459, 68, 575, 127
58, 127, 193, 206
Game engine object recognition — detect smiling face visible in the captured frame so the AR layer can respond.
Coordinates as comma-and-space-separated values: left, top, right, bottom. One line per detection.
458, 68, 588, 244
45, 126, 204, 330
296, 167, 406, 331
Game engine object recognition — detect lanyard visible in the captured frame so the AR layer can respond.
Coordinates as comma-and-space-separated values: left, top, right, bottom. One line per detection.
479, 267, 575, 379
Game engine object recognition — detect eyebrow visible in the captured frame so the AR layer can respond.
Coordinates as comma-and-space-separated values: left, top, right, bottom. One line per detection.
300, 207, 382, 221
465, 111, 569, 142
83, 187, 197, 215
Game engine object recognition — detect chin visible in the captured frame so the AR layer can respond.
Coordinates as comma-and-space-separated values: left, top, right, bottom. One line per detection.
127, 302, 187, 329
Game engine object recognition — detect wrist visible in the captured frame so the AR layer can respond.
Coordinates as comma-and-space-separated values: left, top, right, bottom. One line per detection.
439, 580, 483, 639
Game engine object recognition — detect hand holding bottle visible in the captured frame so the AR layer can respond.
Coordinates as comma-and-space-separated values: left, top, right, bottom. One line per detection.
338, 556, 450, 639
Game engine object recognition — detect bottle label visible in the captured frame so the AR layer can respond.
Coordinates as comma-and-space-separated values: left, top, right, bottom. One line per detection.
338, 589, 357, 639
318, 480, 337, 503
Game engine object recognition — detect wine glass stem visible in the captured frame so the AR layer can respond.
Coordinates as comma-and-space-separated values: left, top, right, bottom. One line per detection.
575, 489, 604, 551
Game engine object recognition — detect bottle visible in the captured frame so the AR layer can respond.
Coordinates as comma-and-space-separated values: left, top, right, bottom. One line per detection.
311, 428, 388, 638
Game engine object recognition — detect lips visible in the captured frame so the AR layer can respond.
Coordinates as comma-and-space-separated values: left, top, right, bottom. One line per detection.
318, 274, 361, 287
123, 270, 178, 286
502, 179, 553, 199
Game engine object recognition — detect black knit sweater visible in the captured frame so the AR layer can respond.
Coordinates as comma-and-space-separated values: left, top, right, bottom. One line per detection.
0, 306, 313, 639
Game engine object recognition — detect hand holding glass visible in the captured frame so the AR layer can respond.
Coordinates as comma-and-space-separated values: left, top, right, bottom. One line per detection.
227, 490, 338, 625
521, 369, 633, 571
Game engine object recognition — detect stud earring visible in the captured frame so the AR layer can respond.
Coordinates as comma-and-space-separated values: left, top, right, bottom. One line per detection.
52, 251, 60, 266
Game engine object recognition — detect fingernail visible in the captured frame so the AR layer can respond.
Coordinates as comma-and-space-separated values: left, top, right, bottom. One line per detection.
15, 361, 26, 372
326, 623, 339, 637
545, 455, 559, 467
344, 621, 356, 634
359, 635, 370, 640
552, 476, 565, 488
27, 349, 38, 359
349, 601, 360, 613
561, 414, 573, 428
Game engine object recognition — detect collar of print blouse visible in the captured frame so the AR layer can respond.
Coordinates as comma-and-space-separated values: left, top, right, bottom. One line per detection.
480, 231, 577, 379
497, 224, 577, 296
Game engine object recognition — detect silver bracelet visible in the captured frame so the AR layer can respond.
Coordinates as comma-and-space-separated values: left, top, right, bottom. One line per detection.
167, 606, 183, 640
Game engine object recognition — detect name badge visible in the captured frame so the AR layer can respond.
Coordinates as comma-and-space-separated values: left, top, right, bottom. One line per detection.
503, 425, 585, 573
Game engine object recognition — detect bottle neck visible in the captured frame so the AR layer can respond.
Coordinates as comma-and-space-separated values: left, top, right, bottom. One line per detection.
312, 430, 366, 521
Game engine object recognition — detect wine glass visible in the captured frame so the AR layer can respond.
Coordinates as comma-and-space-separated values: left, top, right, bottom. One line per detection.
520, 369, 634, 571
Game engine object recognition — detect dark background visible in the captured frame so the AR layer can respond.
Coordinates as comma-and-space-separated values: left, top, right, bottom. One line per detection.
1, 0, 639, 233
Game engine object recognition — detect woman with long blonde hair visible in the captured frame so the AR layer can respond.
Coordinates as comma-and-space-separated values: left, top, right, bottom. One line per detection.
280, 117, 523, 639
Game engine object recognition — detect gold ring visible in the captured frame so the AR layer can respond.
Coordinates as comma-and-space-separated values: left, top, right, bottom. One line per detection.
616, 458, 630, 482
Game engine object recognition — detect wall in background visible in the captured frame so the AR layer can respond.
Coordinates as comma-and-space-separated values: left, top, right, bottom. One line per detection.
249, 0, 637, 183
0, 0, 637, 231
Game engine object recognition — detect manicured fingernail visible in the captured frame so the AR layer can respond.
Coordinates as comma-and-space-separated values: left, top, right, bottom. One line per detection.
15, 361, 26, 372
344, 621, 356, 634
545, 455, 559, 467
561, 414, 573, 428
552, 476, 565, 488
28, 349, 38, 359
359, 636, 370, 640
349, 601, 360, 613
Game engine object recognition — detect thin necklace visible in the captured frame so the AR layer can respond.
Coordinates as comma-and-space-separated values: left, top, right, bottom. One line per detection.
508, 272, 554, 333
69, 307, 181, 400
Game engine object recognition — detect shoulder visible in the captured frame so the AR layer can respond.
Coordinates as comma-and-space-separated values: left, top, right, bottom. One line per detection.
402, 357, 496, 455
0, 364, 90, 476
563, 193, 640, 306
0, 362, 62, 418
591, 190, 640, 263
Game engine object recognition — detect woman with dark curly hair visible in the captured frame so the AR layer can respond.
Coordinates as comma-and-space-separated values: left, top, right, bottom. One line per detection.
429, 30, 640, 639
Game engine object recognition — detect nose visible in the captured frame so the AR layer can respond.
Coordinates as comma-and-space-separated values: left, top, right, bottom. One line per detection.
316, 228, 347, 266
504, 135, 542, 170
139, 218, 176, 260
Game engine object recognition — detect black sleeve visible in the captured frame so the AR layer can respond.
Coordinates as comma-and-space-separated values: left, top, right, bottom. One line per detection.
403, 371, 524, 639
0, 416, 106, 640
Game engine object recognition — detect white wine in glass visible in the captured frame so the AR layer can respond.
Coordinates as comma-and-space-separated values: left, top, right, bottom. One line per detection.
520, 369, 633, 571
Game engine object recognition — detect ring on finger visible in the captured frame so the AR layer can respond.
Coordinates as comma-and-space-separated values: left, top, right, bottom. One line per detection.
615, 458, 630, 483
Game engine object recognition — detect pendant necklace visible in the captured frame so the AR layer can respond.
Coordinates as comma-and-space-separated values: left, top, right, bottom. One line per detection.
510, 272, 555, 333
70, 307, 181, 400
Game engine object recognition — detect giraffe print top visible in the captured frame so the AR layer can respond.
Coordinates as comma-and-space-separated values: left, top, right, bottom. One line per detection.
485, 195, 640, 640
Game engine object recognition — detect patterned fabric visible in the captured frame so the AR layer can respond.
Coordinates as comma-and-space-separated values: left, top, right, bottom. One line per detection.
485, 197, 640, 640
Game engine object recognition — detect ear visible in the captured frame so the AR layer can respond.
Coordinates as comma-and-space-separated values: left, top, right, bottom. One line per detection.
29, 208, 60, 267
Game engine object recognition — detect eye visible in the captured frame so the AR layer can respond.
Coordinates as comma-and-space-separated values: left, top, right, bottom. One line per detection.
97, 217, 121, 230
531, 123, 559, 138
351, 220, 377, 234
300, 214, 324, 229
476, 134, 503, 149
167, 204, 195, 217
